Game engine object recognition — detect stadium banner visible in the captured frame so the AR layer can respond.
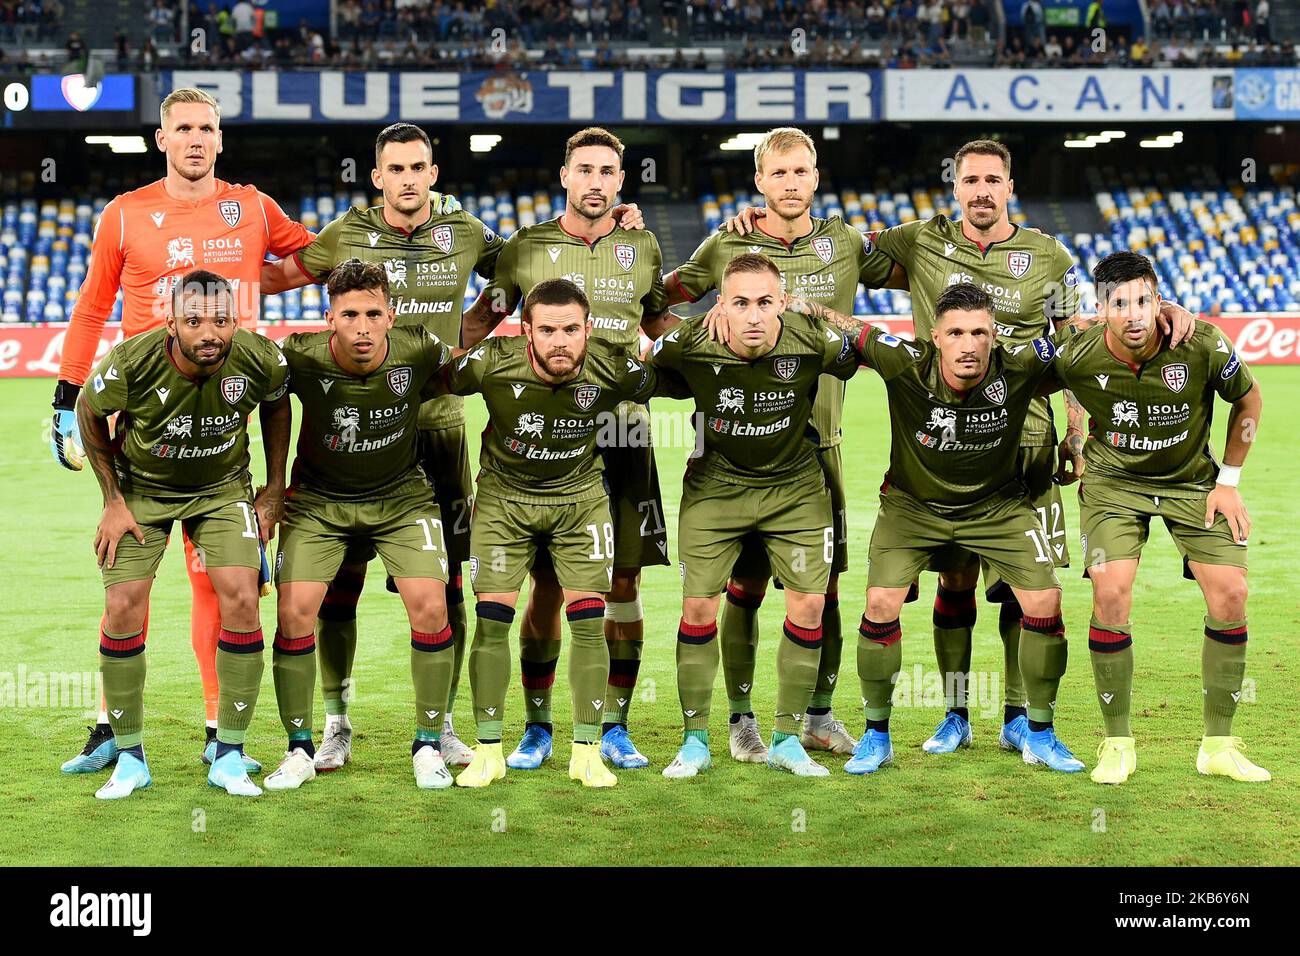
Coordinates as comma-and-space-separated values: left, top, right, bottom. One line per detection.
1234, 68, 1300, 120
8, 313, 1300, 377
157, 69, 884, 124
1, 74, 138, 129
884, 69, 1235, 121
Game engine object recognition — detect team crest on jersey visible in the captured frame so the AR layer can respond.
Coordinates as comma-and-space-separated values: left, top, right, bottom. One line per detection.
774, 356, 800, 381
469, 555, 480, 585
218, 200, 241, 228
614, 243, 636, 271
1161, 363, 1188, 393
812, 237, 834, 264
1007, 251, 1032, 279
432, 225, 453, 254
220, 376, 247, 405
574, 384, 601, 410
984, 377, 1007, 406
387, 366, 412, 396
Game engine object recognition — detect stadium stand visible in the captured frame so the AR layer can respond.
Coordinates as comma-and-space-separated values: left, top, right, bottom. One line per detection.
3, 170, 1295, 325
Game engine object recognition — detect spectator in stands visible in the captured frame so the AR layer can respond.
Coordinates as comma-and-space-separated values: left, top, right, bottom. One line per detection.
1044, 32, 1062, 60
1021, 0, 1046, 48
338, 0, 361, 41
149, 0, 175, 47
970, 0, 990, 43
231, 0, 254, 50
1231, 0, 1250, 37
1153, 0, 1173, 38
951, 1, 970, 40
65, 28, 85, 68
1255, 0, 1270, 42
866, 0, 887, 39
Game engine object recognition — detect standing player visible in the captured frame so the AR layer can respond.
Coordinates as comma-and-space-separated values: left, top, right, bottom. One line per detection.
259, 122, 502, 772
446, 278, 659, 789
265, 259, 461, 792
651, 253, 861, 779
459, 127, 671, 771
797, 283, 1082, 774
727, 138, 1190, 755
1050, 252, 1267, 784
51, 87, 312, 774
662, 127, 903, 764
76, 271, 290, 798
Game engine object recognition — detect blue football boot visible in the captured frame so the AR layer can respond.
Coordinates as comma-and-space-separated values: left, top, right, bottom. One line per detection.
999, 714, 1031, 753
207, 748, 263, 796
95, 751, 151, 799
62, 725, 118, 774
922, 711, 973, 754
662, 736, 712, 779
202, 738, 263, 775
505, 724, 553, 770
600, 725, 649, 769
1022, 726, 1086, 773
845, 729, 894, 775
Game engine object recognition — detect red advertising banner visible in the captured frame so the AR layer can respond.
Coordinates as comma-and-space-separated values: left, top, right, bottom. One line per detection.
1, 314, 1298, 378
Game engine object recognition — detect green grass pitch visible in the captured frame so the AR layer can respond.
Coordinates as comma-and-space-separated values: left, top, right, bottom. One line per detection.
1, 366, 1296, 866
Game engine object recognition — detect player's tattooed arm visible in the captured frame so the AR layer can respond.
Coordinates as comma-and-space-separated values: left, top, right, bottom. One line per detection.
784, 295, 868, 350
640, 309, 681, 341
259, 256, 312, 296
255, 394, 290, 542
1207, 381, 1263, 544
461, 291, 509, 348
76, 397, 144, 569
1056, 390, 1088, 486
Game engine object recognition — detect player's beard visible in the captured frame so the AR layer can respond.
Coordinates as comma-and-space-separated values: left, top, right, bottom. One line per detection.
570, 192, 612, 222
171, 152, 215, 183
536, 345, 585, 379
388, 187, 427, 217
770, 193, 812, 222
177, 337, 229, 369
964, 200, 1001, 230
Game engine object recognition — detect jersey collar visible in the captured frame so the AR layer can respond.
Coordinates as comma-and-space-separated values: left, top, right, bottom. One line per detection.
526, 341, 587, 388
380, 203, 434, 238
556, 213, 617, 249
958, 219, 1019, 258
1102, 327, 1167, 373
754, 217, 815, 250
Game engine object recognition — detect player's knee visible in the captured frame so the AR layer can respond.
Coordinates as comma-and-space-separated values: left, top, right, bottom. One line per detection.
682, 596, 719, 627
784, 590, 825, 629
866, 590, 904, 623
219, 590, 261, 630
606, 571, 639, 604
1208, 574, 1249, 620
1089, 577, 1131, 620
104, 586, 147, 633
1015, 589, 1060, 620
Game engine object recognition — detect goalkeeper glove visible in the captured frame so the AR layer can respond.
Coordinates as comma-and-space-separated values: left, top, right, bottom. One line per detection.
51, 380, 86, 471
431, 190, 461, 215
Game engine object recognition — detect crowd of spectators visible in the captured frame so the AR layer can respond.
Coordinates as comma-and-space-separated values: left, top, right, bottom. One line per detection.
1, 0, 1296, 73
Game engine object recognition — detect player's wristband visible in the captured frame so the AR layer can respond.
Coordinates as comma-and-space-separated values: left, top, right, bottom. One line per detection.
52, 380, 81, 411
1216, 464, 1242, 488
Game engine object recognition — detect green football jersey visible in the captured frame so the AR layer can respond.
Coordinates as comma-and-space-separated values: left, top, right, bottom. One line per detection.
280, 325, 453, 501
448, 335, 657, 505
873, 215, 1081, 447
82, 327, 289, 498
668, 216, 894, 450
857, 325, 1061, 515
478, 217, 668, 349
294, 204, 503, 429
651, 313, 859, 488
1052, 322, 1255, 498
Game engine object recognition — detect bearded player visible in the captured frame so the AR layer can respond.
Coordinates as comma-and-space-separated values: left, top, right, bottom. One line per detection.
76, 271, 290, 798
1050, 251, 1268, 785
259, 123, 499, 772
662, 127, 906, 766
459, 128, 671, 771
51, 87, 312, 775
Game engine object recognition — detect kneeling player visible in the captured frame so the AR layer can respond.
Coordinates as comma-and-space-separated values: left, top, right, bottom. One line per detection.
652, 253, 860, 779
1052, 251, 1267, 784
266, 259, 460, 791
805, 283, 1083, 774
448, 278, 659, 788
76, 271, 289, 798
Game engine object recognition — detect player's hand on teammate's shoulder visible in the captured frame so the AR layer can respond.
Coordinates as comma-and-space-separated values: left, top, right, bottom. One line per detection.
701, 299, 731, 346
253, 484, 284, 544
611, 203, 645, 230
94, 499, 144, 570
1054, 432, 1086, 486
723, 205, 766, 235
1156, 298, 1197, 347
1206, 483, 1250, 545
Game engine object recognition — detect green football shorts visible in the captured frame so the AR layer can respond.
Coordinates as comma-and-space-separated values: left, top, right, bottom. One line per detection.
276, 478, 449, 584
731, 444, 849, 582
469, 492, 614, 595
101, 481, 260, 587
678, 469, 834, 598
869, 485, 1061, 594
1078, 480, 1248, 572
